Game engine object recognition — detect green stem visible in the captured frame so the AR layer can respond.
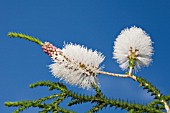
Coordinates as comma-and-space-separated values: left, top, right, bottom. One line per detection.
8, 32, 43, 46
128, 57, 136, 75
136, 76, 170, 113
128, 56, 170, 112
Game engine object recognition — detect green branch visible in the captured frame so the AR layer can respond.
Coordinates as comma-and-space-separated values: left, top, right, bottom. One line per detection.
8, 32, 43, 46
5, 93, 75, 113
136, 77, 163, 100
67, 83, 163, 113
29, 80, 67, 92
5, 80, 165, 113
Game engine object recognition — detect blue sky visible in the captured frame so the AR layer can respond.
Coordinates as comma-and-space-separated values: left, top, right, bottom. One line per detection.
0, 0, 170, 113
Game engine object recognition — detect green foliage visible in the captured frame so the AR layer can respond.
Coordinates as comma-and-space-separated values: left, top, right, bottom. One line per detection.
5, 81, 75, 113
136, 77, 163, 100
5, 80, 169, 113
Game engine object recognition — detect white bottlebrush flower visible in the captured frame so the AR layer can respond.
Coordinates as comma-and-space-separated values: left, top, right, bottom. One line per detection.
43, 42, 105, 89
113, 26, 153, 70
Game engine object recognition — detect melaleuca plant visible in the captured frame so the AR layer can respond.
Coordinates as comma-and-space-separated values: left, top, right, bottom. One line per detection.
4, 26, 170, 113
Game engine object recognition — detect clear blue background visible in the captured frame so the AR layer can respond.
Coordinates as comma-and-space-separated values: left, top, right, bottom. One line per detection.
0, 0, 170, 113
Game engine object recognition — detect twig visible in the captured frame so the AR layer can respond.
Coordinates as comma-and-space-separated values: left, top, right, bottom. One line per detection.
98, 71, 137, 81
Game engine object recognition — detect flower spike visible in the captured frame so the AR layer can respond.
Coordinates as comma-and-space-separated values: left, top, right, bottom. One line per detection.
42, 42, 105, 89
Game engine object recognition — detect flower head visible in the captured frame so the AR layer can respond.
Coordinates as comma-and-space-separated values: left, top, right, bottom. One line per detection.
113, 26, 153, 70
43, 42, 105, 89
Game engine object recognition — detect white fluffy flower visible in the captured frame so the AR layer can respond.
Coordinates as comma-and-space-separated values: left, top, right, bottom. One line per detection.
113, 26, 153, 70
49, 43, 105, 89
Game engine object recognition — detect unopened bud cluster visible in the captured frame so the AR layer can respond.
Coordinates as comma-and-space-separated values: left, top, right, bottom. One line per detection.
42, 42, 62, 57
